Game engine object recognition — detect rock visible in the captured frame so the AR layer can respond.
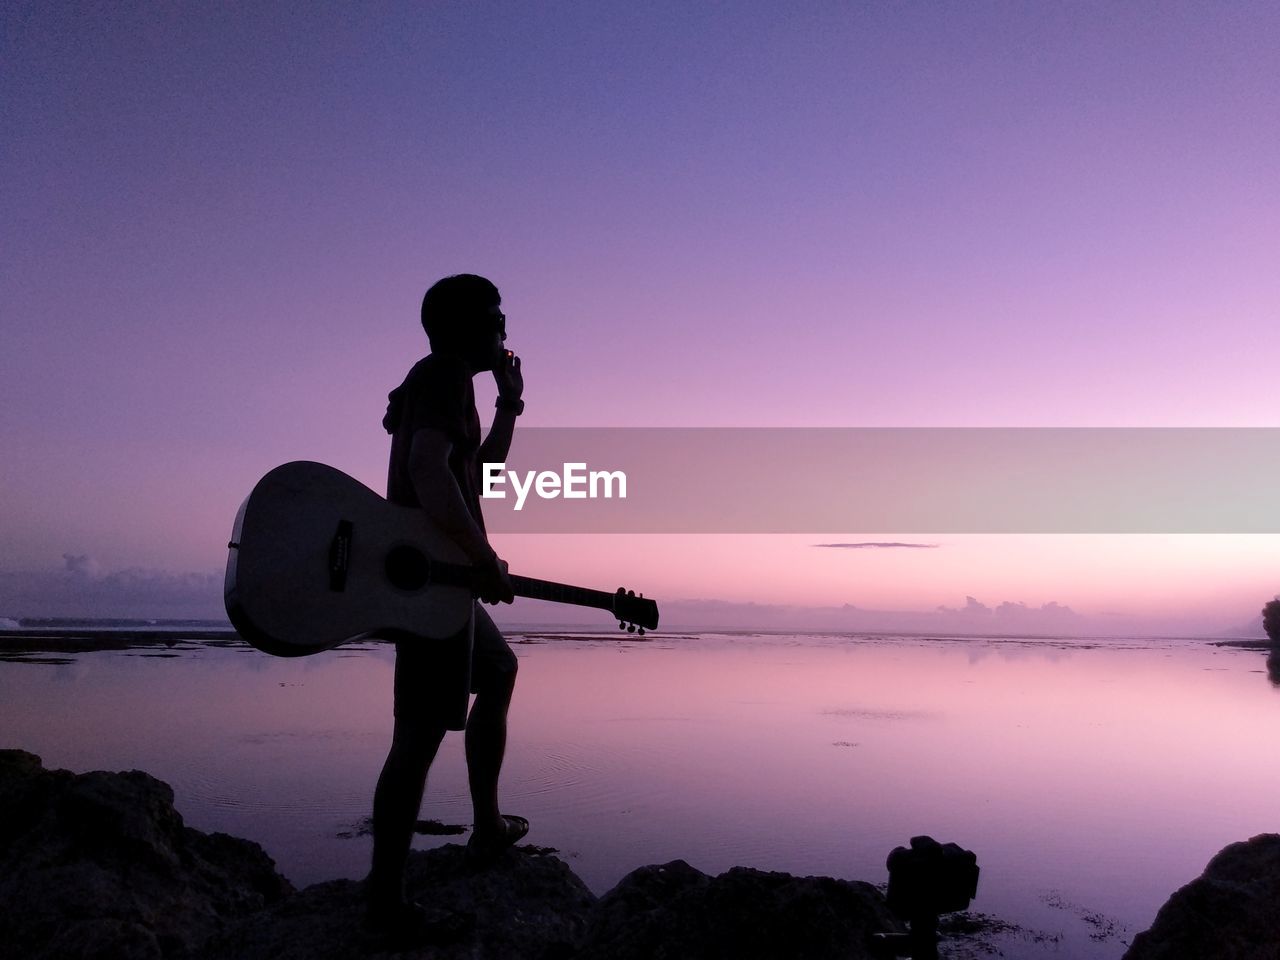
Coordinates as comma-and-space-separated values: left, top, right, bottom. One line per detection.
1123, 834, 1280, 960
577, 859, 902, 960
206, 844, 597, 960
0, 749, 292, 960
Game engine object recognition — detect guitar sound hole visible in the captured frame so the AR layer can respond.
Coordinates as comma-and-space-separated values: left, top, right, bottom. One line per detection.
385, 545, 430, 591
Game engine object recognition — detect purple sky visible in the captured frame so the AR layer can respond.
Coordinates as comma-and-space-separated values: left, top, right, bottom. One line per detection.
3, 3, 1278, 629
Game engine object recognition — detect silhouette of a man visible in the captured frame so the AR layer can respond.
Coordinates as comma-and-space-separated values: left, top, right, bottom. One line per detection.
366, 273, 526, 937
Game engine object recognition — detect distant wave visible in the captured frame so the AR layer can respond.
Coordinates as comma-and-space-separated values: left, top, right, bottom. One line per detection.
0, 617, 19, 629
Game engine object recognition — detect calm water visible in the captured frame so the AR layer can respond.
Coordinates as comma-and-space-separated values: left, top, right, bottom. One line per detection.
2, 630, 1277, 958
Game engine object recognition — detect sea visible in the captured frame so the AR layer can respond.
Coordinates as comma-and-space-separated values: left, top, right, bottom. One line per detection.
2, 621, 1276, 959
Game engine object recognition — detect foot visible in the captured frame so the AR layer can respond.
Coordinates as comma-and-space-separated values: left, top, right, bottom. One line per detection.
363, 899, 474, 948
466, 814, 529, 866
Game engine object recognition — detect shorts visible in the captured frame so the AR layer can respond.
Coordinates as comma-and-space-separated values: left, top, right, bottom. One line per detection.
391, 603, 517, 731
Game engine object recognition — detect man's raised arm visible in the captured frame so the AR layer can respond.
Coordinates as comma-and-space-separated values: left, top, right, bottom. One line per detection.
478, 350, 523, 466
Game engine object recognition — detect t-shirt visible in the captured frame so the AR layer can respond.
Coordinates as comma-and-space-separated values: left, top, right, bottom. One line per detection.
383, 353, 486, 532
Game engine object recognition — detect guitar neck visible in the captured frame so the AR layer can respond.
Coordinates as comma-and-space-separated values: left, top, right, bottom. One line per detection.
432, 563, 618, 614
509, 575, 620, 613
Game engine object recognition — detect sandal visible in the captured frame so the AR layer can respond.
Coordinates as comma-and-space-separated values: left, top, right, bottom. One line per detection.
466, 814, 529, 866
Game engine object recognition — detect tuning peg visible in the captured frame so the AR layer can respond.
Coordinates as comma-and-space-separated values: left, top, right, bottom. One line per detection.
616, 587, 624, 594
627, 589, 635, 596
638, 627, 645, 636
627, 623, 636, 633
619, 621, 626, 631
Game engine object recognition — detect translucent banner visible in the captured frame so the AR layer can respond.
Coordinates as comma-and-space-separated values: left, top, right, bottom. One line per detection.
477, 428, 1280, 533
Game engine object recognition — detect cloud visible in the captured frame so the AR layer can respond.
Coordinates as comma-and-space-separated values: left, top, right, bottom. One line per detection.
813, 542, 940, 549
934, 596, 1079, 624
931, 596, 992, 615
613, 594, 1111, 636
0, 557, 224, 620
62, 553, 101, 578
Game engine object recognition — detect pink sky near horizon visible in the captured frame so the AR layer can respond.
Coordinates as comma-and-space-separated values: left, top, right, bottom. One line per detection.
3, 3, 1279, 627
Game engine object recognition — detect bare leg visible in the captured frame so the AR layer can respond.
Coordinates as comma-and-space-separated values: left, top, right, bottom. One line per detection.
465, 669, 515, 837
368, 718, 447, 907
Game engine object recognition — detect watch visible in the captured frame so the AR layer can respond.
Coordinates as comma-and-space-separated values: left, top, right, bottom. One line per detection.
496, 395, 525, 415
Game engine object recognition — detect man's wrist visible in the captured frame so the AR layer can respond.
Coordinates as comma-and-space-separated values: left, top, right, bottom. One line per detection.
469, 546, 499, 569
495, 395, 524, 415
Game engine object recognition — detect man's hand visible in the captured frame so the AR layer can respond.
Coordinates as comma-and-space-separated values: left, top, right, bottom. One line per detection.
494, 350, 523, 402
474, 552, 515, 604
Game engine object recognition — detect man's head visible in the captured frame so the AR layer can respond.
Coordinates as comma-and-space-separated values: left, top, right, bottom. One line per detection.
421, 274, 506, 370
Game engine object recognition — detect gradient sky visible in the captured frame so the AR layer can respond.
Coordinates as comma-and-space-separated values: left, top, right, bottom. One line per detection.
3, 2, 1279, 629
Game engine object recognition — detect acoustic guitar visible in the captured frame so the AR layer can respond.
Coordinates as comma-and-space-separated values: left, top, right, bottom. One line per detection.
224, 461, 660, 657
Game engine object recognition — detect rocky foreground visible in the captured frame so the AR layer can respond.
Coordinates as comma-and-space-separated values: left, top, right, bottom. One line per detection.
0, 750, 903, 959
2, 749, 1277, 960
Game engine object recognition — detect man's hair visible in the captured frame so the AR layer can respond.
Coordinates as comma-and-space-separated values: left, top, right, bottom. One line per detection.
421, 274, 501, 353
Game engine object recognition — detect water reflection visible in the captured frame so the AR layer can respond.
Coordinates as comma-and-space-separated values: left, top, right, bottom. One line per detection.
1266, 648, 1280, 687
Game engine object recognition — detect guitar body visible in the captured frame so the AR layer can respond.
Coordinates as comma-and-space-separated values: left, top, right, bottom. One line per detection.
225, 461, 473, 656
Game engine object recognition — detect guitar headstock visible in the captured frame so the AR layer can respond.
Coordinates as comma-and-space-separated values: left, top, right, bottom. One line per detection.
613, 587, 659, 635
